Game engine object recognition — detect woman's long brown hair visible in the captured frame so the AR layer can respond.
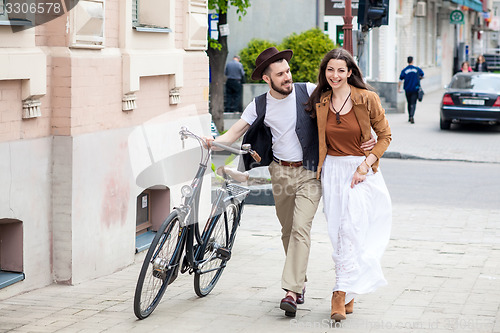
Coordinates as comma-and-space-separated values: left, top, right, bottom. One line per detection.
305, 48, 374, 118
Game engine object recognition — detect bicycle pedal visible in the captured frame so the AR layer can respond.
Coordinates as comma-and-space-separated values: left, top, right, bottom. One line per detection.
216, 247, 231, 261
153, 268, 167, 280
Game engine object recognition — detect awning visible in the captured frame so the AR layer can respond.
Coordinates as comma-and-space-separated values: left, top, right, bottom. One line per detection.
450, 0, 483, 12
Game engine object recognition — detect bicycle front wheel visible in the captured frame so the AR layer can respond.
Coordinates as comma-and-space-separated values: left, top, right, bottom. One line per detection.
193, 203, 237, 297
134, 212, 183, 319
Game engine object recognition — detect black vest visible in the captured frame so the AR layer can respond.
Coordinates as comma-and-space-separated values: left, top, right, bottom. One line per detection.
241, 83, 319, 172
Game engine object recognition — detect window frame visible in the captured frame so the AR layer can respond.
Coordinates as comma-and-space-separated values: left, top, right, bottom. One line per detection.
132, 0, 172, 33
0, 0, 33, 26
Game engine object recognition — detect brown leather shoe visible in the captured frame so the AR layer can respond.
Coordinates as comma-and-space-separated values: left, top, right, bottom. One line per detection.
280, 295, 297, 317
345, 299, 354, 314
331, 291, 346, 321
296, 287, 305, 304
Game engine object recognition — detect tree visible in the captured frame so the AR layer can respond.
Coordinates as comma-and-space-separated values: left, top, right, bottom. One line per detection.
280, 28, 336, 83
207, 0, 251, 132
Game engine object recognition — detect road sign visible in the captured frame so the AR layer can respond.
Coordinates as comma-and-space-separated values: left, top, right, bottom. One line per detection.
450, 10, 464, 25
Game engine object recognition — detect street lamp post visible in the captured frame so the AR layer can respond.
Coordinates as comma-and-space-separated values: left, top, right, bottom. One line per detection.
343, 0, 353, 55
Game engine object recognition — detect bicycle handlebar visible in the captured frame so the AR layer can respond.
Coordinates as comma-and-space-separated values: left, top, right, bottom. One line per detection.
179, 126, 261, 162
212, 141, 247, 155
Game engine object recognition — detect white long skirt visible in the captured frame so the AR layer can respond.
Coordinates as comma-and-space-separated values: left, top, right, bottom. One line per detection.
321, 155, 392, 304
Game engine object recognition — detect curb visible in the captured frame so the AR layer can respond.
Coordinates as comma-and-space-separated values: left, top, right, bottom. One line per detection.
383, 151, 500, 164
244, 184, 274, 206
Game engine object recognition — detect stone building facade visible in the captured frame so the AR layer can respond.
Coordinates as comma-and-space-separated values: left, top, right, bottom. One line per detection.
0, 0, 211, 298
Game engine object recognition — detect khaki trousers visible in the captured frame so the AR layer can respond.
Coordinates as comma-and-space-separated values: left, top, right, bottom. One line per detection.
268, 161, 322, 294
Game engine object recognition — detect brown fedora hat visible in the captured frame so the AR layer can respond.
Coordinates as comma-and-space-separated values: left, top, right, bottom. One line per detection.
251, 47, 293, 81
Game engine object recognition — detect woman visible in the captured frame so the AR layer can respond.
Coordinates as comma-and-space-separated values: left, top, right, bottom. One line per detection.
474, 55, 488, 72
305, 48, 392, 321
461, 61, 472, 72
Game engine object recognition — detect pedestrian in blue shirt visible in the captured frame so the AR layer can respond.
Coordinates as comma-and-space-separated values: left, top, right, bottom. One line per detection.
224, 55, 245, 112
398, 56, 424, 124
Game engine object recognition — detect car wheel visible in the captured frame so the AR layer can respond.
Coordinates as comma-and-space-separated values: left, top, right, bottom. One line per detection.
440, 117, 451, 130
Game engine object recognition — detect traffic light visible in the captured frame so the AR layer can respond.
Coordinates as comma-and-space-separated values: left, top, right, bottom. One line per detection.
358, 0, 389, 32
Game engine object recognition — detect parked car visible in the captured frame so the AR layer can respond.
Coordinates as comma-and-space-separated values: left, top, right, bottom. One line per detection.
440, 73, 500, 130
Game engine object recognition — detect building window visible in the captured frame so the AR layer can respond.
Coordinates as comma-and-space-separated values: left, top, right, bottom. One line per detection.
0, 0, 33, 26
135, 187, 170, 253
136, 190, 152, 234
0, 219, 25, 289
70, 0, 105, 48
132, 0, 172, 33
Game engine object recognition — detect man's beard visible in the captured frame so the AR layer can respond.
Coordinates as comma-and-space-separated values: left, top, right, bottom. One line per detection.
271, 78, 293, 96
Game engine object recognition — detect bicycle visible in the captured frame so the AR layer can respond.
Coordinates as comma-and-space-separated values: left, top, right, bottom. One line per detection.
133, 126, 260, 319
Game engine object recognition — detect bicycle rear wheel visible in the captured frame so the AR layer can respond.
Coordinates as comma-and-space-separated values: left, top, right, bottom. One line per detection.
193, 203, 237, 297
134, 212, 183, 319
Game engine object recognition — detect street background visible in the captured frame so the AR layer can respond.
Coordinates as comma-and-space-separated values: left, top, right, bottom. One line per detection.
0, 88, 499, 332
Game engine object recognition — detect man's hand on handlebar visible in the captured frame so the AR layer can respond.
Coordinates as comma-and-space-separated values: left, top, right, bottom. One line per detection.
203, 136, 221, 150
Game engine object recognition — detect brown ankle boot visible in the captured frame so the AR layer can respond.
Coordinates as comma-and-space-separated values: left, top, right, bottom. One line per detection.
331, 291, 346, 321
345, 299, 354, 314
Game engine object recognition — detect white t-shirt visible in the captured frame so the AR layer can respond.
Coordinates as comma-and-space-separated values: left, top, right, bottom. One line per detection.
241, 82, 316, 162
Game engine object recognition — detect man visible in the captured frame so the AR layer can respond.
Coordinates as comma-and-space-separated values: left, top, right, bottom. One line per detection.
211, 47, 374, 317
224, 55, 245, 112
398, 56, 424, 124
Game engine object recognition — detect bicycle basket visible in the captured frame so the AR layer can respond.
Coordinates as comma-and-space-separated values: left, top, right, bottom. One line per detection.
226, 184, 250, 203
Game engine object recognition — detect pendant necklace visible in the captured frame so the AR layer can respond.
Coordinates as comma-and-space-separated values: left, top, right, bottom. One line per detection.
330, 92, 351, 124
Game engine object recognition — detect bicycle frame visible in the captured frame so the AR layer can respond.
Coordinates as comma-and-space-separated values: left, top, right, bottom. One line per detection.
171, 127, 250, 276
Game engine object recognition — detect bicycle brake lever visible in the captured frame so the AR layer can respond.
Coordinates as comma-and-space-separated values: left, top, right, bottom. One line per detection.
249, 149, 261, 162
241, 144, 261, 162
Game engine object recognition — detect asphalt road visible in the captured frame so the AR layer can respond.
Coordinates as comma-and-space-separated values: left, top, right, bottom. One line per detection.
381, 158, 500, 210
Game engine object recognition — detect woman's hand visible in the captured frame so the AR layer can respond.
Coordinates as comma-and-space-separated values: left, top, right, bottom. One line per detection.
351, 171, 367, 188
360, 134, 377, 151
351, 160, 370, 188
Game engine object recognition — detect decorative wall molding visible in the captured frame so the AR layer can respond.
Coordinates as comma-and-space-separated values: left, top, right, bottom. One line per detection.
169, 88, 180, 105
22, 99, 41, 119
122, 94, 137, 111
122, 50, 184, 96
0, 49, 47, 100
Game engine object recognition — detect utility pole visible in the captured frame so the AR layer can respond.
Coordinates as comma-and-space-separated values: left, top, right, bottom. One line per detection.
343, 0, 353, 55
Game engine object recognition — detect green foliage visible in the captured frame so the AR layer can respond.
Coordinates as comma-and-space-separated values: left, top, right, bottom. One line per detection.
211, 163, 224, 181
224, 154, 236, 165
239, 39, 278, 83
279, 28, 336, 83
208, 0, 251, 18
207, 1, 251, 52
209, 38, 222, 51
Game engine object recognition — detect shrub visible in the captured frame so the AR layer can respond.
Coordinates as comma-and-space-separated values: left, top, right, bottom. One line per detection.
279, 28, 336, 83
239, 39, 278, 83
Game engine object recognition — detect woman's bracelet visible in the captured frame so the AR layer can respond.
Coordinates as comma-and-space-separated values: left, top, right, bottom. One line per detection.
356, 160, 370, 175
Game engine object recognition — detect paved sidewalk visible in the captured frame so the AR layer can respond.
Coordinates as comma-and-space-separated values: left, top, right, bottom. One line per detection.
1, 88, 500, 333
0, 201, 499, 333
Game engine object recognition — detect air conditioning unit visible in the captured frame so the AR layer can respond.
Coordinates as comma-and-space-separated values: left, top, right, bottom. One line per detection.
416, 1, 426, 17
